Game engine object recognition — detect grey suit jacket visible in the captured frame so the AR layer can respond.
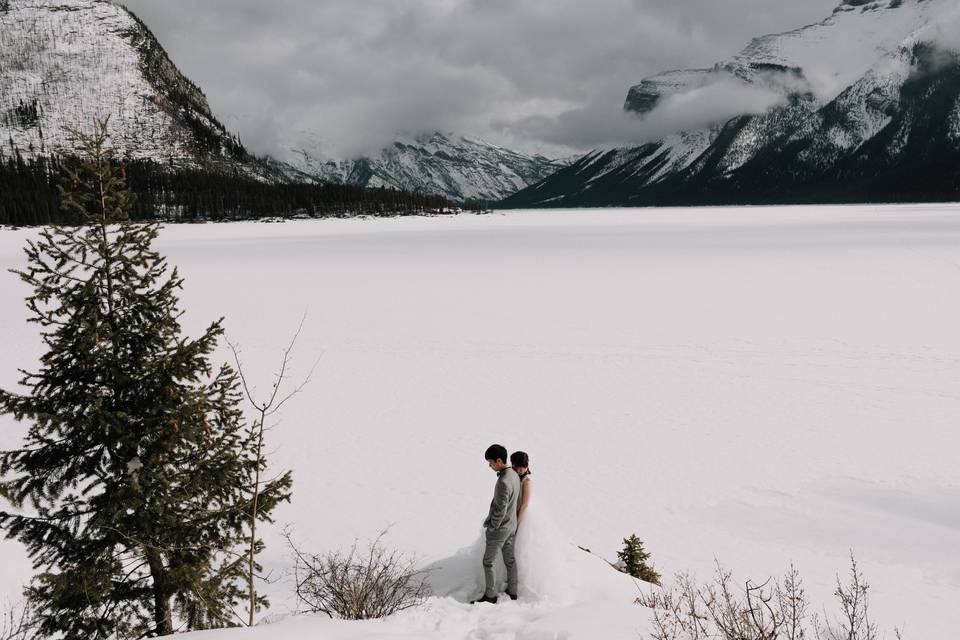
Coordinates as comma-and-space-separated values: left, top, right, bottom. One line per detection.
483, 467, 520, 536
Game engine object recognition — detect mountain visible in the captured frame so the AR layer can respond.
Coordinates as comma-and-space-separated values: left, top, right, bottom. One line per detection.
502, 0, 960, 208
0, 0, 562, 202
272, 132, 569, 203
0, 0, 463, 225
0, 0, 269, 176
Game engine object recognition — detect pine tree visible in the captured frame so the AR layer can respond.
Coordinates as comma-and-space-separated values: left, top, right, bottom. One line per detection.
616, 534, 661, 585
0, 120, 292, 639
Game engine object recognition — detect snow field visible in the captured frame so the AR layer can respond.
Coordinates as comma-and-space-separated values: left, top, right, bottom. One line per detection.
1, 205, 959, 638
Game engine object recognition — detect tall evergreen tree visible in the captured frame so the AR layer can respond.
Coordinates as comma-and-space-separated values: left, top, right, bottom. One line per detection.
0, 120, 292, 639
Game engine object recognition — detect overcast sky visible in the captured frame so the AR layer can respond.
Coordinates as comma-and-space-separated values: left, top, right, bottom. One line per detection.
121, 0, 839, 159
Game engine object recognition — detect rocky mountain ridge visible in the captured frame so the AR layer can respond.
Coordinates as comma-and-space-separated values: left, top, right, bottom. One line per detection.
503, 0, 960, 207
273, 132, 569, 203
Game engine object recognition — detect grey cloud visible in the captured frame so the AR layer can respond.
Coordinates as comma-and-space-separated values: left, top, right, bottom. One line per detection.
923, 11, 960, 53
638, 79, 785, 139
503, 77, 786, 149
122, 0, 839, 159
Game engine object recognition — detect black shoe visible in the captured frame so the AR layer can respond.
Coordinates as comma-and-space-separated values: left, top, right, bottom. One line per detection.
506, 592, 518, 601
470, 595, 498, 604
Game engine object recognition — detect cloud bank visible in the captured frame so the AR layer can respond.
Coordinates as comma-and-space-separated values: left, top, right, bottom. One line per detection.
122, 0, 839, 159
509, 77, 788, 149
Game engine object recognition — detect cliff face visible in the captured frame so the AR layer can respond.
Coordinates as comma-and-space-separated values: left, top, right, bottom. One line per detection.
0, 0, 260, 173
504, 0, 960, 207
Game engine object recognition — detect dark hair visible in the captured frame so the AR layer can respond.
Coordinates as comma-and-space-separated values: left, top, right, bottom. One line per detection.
484, 444, 508, 464
510, 451, 529, 468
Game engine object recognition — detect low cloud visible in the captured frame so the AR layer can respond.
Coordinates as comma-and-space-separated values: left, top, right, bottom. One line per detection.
504, 77, 786, 148
925, 7, 960, 51
639, 79, 786, 139
122, 0, 838, 158
918, 8, 960, 63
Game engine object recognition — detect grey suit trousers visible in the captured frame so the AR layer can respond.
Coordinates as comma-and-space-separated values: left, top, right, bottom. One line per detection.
483, 527, 518, 598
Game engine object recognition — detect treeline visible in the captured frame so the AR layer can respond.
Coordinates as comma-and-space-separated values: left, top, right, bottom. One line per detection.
0, 155, 456, 226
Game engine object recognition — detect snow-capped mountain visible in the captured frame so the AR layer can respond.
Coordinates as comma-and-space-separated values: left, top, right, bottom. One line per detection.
273, 132, 569, 203
0, 0, 268, 175
0, 0, 562, 201
503, 0, 960, 207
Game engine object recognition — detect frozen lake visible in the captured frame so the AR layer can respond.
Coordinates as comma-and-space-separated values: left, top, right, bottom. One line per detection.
2, 205, 959, 638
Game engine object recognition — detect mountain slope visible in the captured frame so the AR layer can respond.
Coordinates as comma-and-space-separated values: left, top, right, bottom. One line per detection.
274, 133, 569, 203
0, 0, 265, 174
0, 1, 563, 200
503, 0, 960, 207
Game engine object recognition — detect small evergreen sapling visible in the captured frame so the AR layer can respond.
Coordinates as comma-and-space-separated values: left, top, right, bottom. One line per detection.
0, 120, 291, 639
616, 534, 662, 585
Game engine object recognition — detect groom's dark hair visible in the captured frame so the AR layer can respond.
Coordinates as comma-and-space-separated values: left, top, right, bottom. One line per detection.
484, 444, 508, 463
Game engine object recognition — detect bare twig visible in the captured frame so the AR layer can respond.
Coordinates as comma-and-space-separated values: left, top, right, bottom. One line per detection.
226, 311, 319, 627
815, 552, 878, 640
0, 600, 37, 640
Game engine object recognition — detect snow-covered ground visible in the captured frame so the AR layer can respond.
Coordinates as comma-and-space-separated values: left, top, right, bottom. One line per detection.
2, 205, 959, 639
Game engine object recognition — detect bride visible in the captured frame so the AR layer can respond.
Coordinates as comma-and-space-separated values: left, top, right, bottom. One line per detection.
424, 451, 634, 604
507, 450, 566, 600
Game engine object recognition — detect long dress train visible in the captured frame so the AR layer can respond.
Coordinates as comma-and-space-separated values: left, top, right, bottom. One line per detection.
423, 480, 637, 603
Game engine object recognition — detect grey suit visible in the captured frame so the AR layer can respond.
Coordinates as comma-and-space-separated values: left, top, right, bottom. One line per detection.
482, 467, 520, 598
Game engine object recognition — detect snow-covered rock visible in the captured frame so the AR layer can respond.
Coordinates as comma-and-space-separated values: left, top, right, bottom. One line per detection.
0, 0, 268, 176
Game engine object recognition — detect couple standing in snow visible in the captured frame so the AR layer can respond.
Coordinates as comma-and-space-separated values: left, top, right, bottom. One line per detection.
424, 442, 630, 604
471, 444, 531, 604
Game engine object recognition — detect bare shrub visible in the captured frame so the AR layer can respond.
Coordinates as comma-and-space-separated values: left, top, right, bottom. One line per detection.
286, 530, 431, 620
813, 554, 877, 640
640, 555, 892, 640
1, 600, 36, 640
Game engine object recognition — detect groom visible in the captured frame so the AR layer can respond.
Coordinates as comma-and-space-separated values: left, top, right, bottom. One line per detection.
472, 444, 520, 604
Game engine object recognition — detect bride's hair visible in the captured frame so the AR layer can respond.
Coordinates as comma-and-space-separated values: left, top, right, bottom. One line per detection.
510, 451, 530, 473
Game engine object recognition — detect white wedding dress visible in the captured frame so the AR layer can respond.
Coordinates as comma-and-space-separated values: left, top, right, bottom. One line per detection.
424, 477, 637, 604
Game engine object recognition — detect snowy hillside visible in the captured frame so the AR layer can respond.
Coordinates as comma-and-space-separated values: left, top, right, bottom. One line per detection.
273, 132, 569, 203
0, 0, 265, 174
504, 0, 960, 207
176, 597, 652, 640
